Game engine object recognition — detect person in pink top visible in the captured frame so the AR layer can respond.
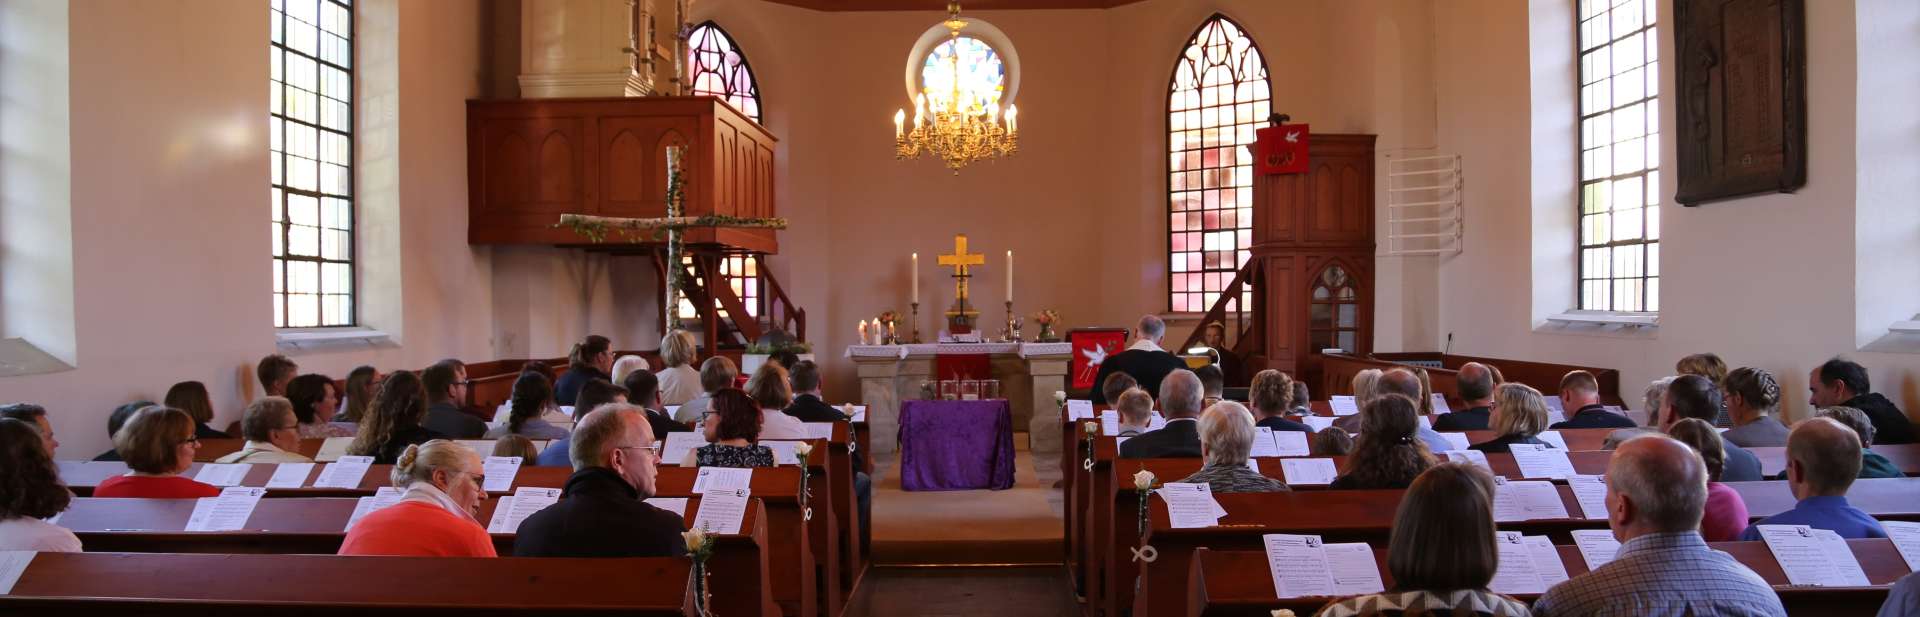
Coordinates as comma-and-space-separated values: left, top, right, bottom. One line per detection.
93, 406, 220, 499
1666, 417, 1750, 541
338, 440, 496, 557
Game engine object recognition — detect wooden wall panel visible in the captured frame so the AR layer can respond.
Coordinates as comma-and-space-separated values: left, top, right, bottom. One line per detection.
1247, 134, 1376, 388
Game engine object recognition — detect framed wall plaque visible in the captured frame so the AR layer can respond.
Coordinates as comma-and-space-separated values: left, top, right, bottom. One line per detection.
1673, 0, 1807, 206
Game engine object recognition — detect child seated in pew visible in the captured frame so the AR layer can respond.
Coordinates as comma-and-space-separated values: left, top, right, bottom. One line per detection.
491, 435, 540, 466
1667, 418, 1749, 542
1312, 429, 1354, 456
94, 406, 220, 499
0, 417, 82, 552
1316, 463, 1531, 617
1114, 388, 1156, 437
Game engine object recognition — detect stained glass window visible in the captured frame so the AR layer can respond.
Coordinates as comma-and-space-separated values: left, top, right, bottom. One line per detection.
1577, 0, 1660, 312
272, 0, 355, 328
1168, 15, 1268, 314
920, 36, 1005, 113
687, 22, 762, 123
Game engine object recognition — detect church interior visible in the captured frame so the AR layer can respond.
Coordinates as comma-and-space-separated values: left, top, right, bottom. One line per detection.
2, 0, 1919, 615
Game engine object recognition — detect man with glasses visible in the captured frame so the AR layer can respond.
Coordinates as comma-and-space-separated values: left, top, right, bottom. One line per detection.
514, 404, 687, 557
422, 359, 486, 439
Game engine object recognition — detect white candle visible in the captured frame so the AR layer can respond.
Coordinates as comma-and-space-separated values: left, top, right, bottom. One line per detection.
859, 320, 869, 345
1006, 250, 1014, 300
911, 253, 919, 303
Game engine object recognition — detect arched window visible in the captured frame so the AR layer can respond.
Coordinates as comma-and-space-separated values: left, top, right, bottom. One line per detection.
1309, 265, 1359, 353
1168, 15, 1269, 313
272, 0, 356, 327
1576, 0, 1659, 311
686, 22, 762, 124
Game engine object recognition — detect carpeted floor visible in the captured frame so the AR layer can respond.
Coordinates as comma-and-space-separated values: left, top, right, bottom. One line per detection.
866, 433, 1066, 566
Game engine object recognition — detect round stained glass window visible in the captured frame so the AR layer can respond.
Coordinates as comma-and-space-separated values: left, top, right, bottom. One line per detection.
919, 36, 1005, 112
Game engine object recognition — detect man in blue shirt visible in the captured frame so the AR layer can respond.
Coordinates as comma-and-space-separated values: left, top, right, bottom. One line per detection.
1738, 417, 1888, 540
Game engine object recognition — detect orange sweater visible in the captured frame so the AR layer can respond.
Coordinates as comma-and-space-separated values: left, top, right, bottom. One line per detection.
337, 501, 496, 558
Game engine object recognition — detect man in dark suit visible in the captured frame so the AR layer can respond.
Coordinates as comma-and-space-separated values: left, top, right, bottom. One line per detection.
422, 359, 485, 439
784, 360, 851, 423
514, 404, 687, 558
1664, 374, 1763, 481
1120, 369, 1204, 458
620, 369, 692, 440
1550, 370, 1636, 429
1091, 315, 1189, 405
1810, 358, 1917, 445
1433, 362, 1494, 431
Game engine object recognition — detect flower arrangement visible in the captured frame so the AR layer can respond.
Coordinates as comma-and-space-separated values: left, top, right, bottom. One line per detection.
1082, 421, 1098, 471
1132, 468, 1159, 563
792, 441, 813, 461
682, 528, 716, 616
1031, 309, 1061, 342
877, 310, 901, 326
1053, 390, 1068, 408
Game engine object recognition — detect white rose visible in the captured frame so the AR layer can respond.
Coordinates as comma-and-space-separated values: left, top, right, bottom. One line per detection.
1053, 390, 1067, 404
682, 528, 708, 553
792, 442, 814, 460
1084, 421, 1098, 435
1133, 469, 1156, 491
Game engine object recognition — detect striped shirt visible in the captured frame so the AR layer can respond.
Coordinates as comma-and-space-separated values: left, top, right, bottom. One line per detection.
1176, 462, 1289, 494
1532, 531, 1784, 617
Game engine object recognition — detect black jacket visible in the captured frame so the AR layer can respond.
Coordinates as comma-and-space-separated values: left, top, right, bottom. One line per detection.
554, 367, 612, 407
1091, 348, 1188, 404
785, 394, 851, 423
1550, 404, 1638, 430
1255, 415, 1315, 433
1118, 419, 1202, 459
373, 425, 446, 464
645, 407, 691, 438
1432, 406, 1491, 431
513, 467, 689, 558
424, 401, 487, 439
1845, 393, 1917, 445
1469, 433, 1553, 454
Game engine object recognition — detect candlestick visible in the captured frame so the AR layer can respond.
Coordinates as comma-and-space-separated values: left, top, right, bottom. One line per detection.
910, 301, 922, 344
1005, 300, 1017, 343
1005, 250, 1014, 301
911, 253, 919, 303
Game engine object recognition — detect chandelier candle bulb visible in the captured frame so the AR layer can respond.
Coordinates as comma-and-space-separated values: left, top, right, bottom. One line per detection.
894, 110, 905, 139
1008, 105, 1018, 133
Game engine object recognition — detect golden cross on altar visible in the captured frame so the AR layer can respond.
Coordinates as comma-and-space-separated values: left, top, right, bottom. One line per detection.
937, 234, 986, 277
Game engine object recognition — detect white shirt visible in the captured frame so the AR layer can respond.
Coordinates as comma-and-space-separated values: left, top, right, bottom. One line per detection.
657, 365, 703, 406
0, 515, 82, 552
1127, 339, 1166, 353
759, 407, 810, 440
215, 441, 313, 464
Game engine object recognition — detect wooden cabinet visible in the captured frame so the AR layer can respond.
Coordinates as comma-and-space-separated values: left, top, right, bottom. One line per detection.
466, 96, 777, 252
1251, 134, 1376, 383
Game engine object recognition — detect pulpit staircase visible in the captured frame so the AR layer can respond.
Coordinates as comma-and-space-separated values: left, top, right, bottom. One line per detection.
661, 249, 807, 351
1175, 259, 1267, 369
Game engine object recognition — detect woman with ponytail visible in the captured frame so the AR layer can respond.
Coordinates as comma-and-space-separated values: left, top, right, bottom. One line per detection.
554, 335, 614, 407
486, 370, 569, 440
1329, 394, 1437, 490
338, 440, 495, 557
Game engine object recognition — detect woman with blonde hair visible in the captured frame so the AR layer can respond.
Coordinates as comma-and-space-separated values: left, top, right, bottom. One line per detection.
1470, 383, 1555, 454
656, 330, 703, 406
339, 365, 381, 424
338, 440, 495, 557
94, 406, 220, 498
1333, 369, 1384, 433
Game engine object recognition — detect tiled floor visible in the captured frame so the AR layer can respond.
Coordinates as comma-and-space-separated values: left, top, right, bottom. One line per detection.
843, 566, 1079, 617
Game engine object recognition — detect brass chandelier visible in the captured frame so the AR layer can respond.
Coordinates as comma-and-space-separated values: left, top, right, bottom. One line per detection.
892, 2, 1017, 174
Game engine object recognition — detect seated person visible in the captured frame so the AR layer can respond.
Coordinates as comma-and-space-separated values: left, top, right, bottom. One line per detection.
686, 389, 777, 468
1720, 367, 1789, 447
1431, 362, 1495, 431
1739, 417, 1889, 540
347, 371, 446, 464
1810, 357, 1915, 445
1099, 372, 1138, 411
1317, 463, 1529, 616
1548, 370, 1635, 429
1197, 321, 1246, 387
1113, 388, 1156, 437
0, 418, 81, 552
491, 435, 539, 466
1604, 377, 1672, 449
745, 363, 809, 440
623, 369, 693, 439
1468, 383, 1555, 454
1329, 394, 1436, 490
1090, 315, 1187, 404
1119, 370, 1204, 459
785, 360, 851, 422
1345, 369, 1455, 454
257, 353, 298, 397
1248, 370, 1312, 433
215, 397, 314, 464
163, 381, 233, 439
1660, 374, 1764, 481
515, 404, 687, 557
1290, 381, 1312, 417
339, 440, 494, 557
93, 406, 220, 498
611, 354, 650, 387
1883, 571, 1920, 617
1816, 406, 1904, 479
0, 403, 58, 457
656, 330, 704, 405
555, 335, 614, 406
422, 359, 485, 439
1330, 369, 1381, 434
486, 370, 569, 440
1533, 435, 1783, 615
1195, 364, 1226, 409
675, 357, 738, 425
1675, 352, 1732, 426
1666, 418, 1749, 542
92, 402, 148, 462
339, 365, 382, 424
287, 373, 355, 439
1175, 401, 1287, 493
535, 379, 630, 467
768, 350, 801, 371
1311, 429, 1354, 456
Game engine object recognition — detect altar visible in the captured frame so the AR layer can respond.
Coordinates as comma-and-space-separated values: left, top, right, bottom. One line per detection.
847, 342, 1073, 456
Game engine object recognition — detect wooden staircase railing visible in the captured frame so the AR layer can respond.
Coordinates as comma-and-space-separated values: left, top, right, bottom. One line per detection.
1176, 258, 1266, 363
756, 255, 807, 343
656, 250, 807, 351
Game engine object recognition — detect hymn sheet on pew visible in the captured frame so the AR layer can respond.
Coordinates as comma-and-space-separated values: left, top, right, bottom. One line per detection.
1431, 394, 1453, 415
345, 486, 404, 530
314, 456, 374, 488
1524, 535, 1571, 587
482, 456, 523, 492
267, 463, 315, 488
1884, 521, 1920, 572
192, 463, 251, 487
692, 467, 754, 494
1271, 430, 1310, 456
1068, 400, 1094, 420
1509, 444, 1577, 479
1158, 482, 1226, 528
1437, 432, 1472, 451
1249, 427, 1283, 457
1536, 431, 1568, 449
1302, 416, 1336, 432
1487, 531, 1567, 595
1260, 534, 1385, 598
315, 437, 354, 462
1443, 450, 1492, 474
1571, 529, 1622, 569
803, 423, 836, 440
848, 405, 867, 423
691, 488, 750, 534
763, 441, 802, 466
487, 487, 562, 534
1758, 525, 1871, 587
0, 551, 32, 595
1492, 479, 1570, 521
1280, 458, 1339, 486
1567, 475, 1609, 519
644, 498, 689, 517
663, 432, 709, 467
185, 487, 267, 532
1329, 396, 1360, 416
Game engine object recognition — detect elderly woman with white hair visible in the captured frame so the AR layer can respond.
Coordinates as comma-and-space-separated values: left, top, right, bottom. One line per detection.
338, 439, 495, 557
1175, 401, 1289, 493
1333, 368, 1385, 434
1605, 376, 1677, 449
655, 329, 703, 406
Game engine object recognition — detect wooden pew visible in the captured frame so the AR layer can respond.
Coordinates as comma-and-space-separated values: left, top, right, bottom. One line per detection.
1186, 540, 1912, 617
1321, 352, 1626, 408
822, 422, 867, 596
0, 552, 697, 616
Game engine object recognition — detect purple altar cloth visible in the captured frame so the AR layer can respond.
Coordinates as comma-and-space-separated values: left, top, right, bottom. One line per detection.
898, 399, 1016, 491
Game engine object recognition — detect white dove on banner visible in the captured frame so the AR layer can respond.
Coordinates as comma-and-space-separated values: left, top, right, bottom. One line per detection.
1076, 344, 1109, 386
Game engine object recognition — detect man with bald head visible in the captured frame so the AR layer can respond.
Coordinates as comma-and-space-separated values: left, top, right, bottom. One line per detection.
1432, 362, 1494, 431
1534, 435, 1784, 616
1090, 315, 1187, 405
1119, 369, 1205, 459
1737, 417, 1889, 541
514, 404, 687, 557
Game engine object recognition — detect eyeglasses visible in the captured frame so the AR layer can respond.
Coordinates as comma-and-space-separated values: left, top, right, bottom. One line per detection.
178, 435, 200, 446
462, 471, 486, 486
618, 444, 662, 459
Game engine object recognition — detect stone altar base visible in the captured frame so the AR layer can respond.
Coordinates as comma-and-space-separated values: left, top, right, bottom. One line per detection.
848, 343, 1071, 456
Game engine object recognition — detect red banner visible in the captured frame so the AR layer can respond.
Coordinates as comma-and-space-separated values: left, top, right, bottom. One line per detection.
1068, 328, 1128, 391
1255, 124, 1310, 175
